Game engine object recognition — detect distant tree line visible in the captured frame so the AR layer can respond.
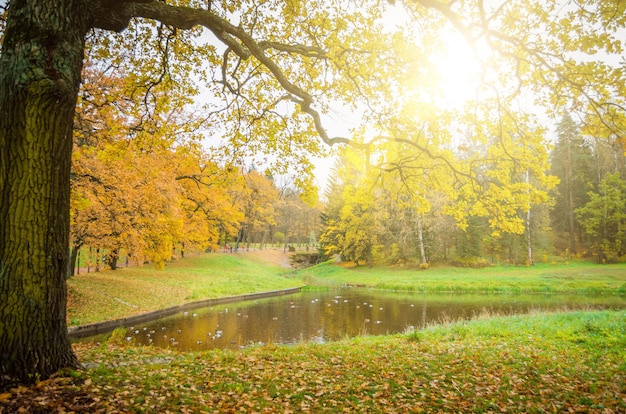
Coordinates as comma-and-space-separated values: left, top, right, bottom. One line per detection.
319, 114, 626, 266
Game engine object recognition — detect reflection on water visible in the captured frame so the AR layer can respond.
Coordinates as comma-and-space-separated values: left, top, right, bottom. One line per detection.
87, 289, 625, 351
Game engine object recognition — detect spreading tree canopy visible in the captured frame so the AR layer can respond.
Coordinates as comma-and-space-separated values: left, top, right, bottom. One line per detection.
1, 0, 624, 388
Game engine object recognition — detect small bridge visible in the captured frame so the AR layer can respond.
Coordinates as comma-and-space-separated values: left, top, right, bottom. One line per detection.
290, 252, 320, 268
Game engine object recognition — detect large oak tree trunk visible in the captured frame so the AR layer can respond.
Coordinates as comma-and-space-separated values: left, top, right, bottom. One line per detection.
0, 1, 89, 388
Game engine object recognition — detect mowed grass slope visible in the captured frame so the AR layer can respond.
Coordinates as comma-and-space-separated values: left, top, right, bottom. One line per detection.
67, 252, 626, 326
300, 260, 626, 294
67, 251, 299, 326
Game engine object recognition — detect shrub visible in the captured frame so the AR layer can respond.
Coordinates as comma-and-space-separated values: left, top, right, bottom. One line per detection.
450, 256, 490, 268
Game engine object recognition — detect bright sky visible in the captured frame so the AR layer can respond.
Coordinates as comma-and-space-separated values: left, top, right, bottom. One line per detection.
312, 30, 487, 193
197, 4, 491, 194
430, 30, 486, 110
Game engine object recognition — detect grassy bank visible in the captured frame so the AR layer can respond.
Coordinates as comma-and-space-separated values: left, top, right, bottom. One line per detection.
300, 260, 626, 294
67, 251, 299, 326
67, 252, 626, 326
2, 310, 624, 412
3, 253, 624, 411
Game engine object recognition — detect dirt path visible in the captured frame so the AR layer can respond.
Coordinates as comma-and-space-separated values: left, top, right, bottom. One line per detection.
246, 248, 292, 268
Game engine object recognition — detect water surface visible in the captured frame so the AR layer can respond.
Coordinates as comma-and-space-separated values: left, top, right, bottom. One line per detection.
101, 289, 625, 351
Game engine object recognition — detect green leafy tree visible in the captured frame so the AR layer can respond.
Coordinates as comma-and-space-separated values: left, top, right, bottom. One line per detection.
575, 173, 626, 263
550, 113, 594, 255
319, 167, 347, 260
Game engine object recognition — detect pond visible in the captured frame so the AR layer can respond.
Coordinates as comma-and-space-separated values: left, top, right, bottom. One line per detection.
80, 289, 625, 351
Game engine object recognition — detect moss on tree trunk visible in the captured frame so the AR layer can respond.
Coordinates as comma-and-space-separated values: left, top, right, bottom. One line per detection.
0, 0, 89, 389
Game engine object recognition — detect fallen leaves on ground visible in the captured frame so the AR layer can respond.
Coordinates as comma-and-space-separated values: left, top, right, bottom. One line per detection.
0, 375, 103, 414
2, 310, 625, 413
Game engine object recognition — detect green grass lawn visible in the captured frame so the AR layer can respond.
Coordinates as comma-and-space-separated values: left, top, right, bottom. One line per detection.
67, 252, 300, 326
3, 310, 623, 412
300, 260, 626, 294
3, 253, 624, 411
67, 252, 626, 326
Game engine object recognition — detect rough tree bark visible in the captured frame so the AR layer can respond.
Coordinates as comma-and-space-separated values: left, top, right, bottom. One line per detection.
0, 0, 89, 388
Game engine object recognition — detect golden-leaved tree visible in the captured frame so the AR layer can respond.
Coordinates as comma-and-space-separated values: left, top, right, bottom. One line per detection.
236, 170, 280, 249
174, 145, 243, 253
0, 0, 624, 388
71, 61, 207, 271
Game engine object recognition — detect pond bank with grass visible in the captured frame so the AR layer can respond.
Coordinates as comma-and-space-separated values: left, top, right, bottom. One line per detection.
3, 253, 623, 411
67, 250, 300, 326
300, 259, 626, 295
68, 286, 302, 339
67, 251, 626, 328
3, 310, 624, 412
79, 288, 624, 351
